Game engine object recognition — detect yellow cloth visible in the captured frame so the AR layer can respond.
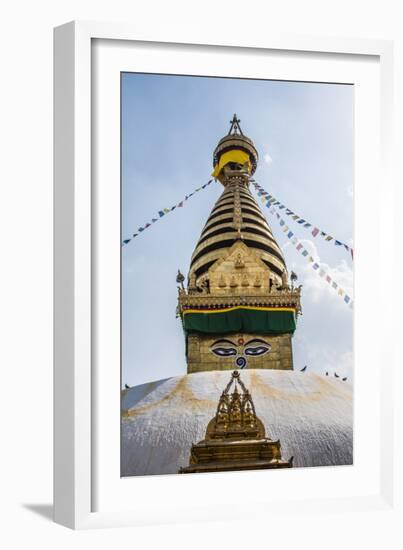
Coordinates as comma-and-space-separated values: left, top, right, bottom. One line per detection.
212, 149, 251, 178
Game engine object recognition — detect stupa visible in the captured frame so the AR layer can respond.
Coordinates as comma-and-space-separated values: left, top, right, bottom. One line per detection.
121, 116, 353, 477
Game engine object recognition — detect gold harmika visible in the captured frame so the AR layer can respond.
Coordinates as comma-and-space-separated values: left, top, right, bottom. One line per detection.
179, 370, 293, 473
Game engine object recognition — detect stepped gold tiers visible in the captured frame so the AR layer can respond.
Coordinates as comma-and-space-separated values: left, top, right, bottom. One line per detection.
179, 370, 292, 473
178, 115, 302, 374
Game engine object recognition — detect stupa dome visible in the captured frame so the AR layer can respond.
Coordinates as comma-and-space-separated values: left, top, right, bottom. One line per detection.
121, 369, 353, 476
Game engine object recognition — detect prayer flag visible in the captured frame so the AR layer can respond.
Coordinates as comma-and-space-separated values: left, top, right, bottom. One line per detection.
158, 211, 165, 217
177, 202, 183, 208
302, 250, 309, 257
335, 240, 342, 246
151, 219, 157, 223
304, 223, 312, 228
163, 208, 170, 213
280, 220, 285, 227
344, 295, 351, 304
287, 231, 294, 238
332, 282, 338, 289
326, 275, 332, 283
312, 227, 319, 237
338, 288, 344, 296
296, 243, 303, 251
292, 215, 299, 221
312, 263, 320, 270
325, 235, 333, 241
319, 269, 326, 277
297, 219, 305, 224
123, 239, 131, 244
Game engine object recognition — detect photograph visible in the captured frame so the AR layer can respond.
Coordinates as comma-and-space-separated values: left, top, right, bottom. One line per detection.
120, 72, 354, 476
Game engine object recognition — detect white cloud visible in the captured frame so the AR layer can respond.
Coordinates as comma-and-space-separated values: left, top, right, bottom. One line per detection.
263, 153, 273, 165
284, 238, 353, 306
281, 236, 354, 378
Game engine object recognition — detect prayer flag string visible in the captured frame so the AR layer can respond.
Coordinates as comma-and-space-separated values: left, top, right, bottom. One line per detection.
122, 180, 213, 246
250, 179, 354, 260
266, 204, 353, 309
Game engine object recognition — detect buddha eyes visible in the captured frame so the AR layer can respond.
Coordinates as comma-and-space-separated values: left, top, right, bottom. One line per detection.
211, 347, 237, 357
210, 341, 271, 358
244, 345, 271, 356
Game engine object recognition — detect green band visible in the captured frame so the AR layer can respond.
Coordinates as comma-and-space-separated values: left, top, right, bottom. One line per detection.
182, 308, 297, 335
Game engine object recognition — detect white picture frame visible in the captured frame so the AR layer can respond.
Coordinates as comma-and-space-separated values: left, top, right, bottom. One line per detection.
54, 21, 395, 530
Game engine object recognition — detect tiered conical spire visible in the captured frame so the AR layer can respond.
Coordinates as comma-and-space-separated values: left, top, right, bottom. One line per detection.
188, 116, 287, 289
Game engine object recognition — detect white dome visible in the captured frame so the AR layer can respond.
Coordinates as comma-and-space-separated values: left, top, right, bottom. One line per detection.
121, 369, 353, 476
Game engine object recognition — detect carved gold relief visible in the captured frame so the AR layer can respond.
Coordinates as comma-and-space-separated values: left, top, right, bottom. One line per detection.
179, 370, 293, 473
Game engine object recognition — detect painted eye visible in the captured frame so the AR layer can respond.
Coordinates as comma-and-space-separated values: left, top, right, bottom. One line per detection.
211, 347, 237, 357
244, 345, 270, 356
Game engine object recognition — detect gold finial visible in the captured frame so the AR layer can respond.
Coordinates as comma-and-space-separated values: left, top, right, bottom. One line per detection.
228, 113, 244, 136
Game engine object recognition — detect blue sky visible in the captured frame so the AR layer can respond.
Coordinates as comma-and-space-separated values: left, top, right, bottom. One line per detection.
121, 73, 353, 388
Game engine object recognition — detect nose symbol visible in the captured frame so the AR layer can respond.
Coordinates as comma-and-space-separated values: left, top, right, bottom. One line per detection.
236, 356, 247, 369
